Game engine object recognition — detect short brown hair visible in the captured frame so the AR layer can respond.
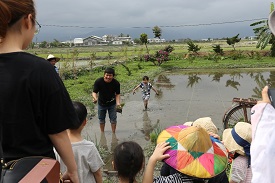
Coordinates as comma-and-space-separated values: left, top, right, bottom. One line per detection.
0, 0, 36, 39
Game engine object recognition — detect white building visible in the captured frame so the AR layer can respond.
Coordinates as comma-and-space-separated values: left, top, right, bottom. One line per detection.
148, 38, 165, 43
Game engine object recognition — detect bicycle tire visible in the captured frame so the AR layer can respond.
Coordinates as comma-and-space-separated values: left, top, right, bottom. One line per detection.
223, 105, 253, 129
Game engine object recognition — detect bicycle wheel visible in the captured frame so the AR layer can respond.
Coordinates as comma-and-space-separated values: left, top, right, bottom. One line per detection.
223, 105, 253, 129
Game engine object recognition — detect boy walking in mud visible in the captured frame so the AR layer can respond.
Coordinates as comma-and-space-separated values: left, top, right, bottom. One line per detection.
133, 76, 158, 110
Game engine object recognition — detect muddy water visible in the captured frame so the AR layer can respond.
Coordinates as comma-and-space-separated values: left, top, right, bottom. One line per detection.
82, 68, 275, 169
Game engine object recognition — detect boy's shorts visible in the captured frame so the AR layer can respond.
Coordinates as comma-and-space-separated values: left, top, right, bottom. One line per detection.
142, 94, 150, 101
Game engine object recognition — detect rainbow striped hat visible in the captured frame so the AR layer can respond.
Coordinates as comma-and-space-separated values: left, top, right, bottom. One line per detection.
157, 125, 228, 179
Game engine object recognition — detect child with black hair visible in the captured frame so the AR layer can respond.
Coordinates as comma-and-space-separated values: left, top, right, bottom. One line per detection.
133, 76, 159, 110
55, 101, 104, 183
113, 141, 145, 183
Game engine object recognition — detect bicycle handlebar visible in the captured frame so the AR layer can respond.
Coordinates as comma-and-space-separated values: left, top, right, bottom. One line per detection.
232, 97, 258, 105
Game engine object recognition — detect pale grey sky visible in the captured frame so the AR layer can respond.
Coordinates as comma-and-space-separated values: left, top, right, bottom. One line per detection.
34, 0, 270, 42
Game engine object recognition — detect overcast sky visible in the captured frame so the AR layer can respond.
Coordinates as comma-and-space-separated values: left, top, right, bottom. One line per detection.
35, 0, 270, 42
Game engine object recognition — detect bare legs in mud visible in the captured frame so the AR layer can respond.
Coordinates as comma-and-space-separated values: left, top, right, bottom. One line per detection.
100, 123, 117, 133
144, 99, 149, 111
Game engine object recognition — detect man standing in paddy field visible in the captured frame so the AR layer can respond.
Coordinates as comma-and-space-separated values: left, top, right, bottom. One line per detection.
92, 68, 121, 133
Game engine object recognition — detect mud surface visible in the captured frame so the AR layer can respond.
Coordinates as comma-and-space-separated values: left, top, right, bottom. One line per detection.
82, 68, 275, 168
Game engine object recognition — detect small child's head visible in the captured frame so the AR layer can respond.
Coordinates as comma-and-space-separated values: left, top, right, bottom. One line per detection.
113, 141, 144, 183
142, 76, 149, 84
70, 101, 87, 130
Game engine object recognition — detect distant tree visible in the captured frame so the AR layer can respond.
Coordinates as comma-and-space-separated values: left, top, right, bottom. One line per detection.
28, 42, 35, 49
39, 41, 48, 48
119, 33, 124, 37
226, 34, 241, 50
140, 33, 149, 53
133, 38, 142, 44
187, 41, 201, 54
212, 45, 224, 55
152, 26, 162, 39
250, 2, 275, 56
50, 39, 61, 47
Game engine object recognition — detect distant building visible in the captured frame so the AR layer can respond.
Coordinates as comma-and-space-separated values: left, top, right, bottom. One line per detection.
82, 36, 104, 46
71, 34, 133, 46
201, 38, 213, 41
148, 38, 165, 43
112, 36, 132, 45
102, 35, 115, 42
247, 36, 257, 40
74, 38, 83, 44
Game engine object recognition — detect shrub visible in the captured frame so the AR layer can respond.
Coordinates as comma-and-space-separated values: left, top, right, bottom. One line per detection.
144, 54, 156, 62
155, 50, 169, 65
212, 45, 224, 55
163, 45, 175, 53
187, 41, 201, 54
143, 46, 174, 66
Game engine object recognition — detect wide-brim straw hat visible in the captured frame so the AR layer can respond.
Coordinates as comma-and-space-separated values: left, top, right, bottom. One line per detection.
222, 122, 252, 156
47, 54, 60, 62
192, 117, 218, 134
157, 125, 228, 179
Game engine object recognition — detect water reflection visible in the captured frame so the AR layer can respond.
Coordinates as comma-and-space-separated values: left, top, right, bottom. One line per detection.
99, 132, 108, 150
111, 133, 118, 152
225, 80, 240, 90
141, 111, 159, 141
187, 74, 201, 88
211, 73, 224, 82
155, 74, 175, 89
184, 70, 275, 98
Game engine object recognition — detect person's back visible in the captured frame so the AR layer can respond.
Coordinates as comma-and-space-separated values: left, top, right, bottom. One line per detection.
57, 139, 104, 183
55, 101, 104, 183
0, 1, 79, 182
230, 155, 252, 183
0, 53, 60, 160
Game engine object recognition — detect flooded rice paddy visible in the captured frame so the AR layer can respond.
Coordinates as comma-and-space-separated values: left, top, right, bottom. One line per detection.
82, 68, 275, 169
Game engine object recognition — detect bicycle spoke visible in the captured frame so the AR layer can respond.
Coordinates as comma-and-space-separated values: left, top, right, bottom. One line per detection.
223, 105, 252, 129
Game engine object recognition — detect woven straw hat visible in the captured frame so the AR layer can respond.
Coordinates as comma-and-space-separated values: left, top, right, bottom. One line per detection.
183, 121, 193, 126
192, 117, 218, 134
157, 125, 228, 179
222, 122, 252, 156
47, 54, 60, 62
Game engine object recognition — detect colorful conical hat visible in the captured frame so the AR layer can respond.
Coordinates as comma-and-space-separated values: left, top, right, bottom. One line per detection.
157, 125, 228, 179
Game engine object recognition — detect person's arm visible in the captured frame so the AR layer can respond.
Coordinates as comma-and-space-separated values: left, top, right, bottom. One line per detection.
132, 84, 140, 94
92, 92, 98, 104
93, 169, 103, 183
142, 142, 170, 183
152, 86, 159, 95
49, 131, 79, 183
115, 93, 121, 106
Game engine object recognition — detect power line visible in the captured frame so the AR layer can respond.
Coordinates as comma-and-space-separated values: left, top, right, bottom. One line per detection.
41, 18, 267, 29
